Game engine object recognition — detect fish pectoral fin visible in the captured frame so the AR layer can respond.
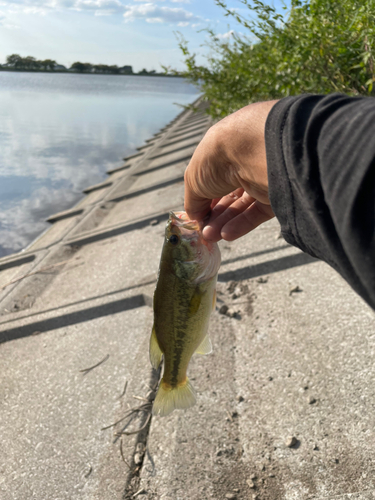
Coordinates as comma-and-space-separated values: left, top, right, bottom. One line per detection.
195, 334, 212, 355
149, 325, 163, 369
212, 289, 217, 311
152, 378, 196, 417
189, 290, 202, 315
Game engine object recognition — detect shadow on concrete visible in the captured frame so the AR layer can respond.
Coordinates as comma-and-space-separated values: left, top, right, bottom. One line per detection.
0, 278, 157, 327
111, 176, 184, 203
67, 212, 170, 247
221, 244, 291, 266
123, 151, 144, 161
0, 294, 148, 344
177, 116, 209, 130
163, 131, 204, 149
135, 156, 191, 176
218, 252, 317, 282
137, 143, 153, 151
0, 254, 36, 271
149, 143, 197, 161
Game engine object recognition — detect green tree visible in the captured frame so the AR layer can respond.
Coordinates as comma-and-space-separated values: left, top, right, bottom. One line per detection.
41, 59, 57, 71
23, 56, 40, 70
177, 0, 375, 118
71, 62, 92, 72
6, 54, 23, 69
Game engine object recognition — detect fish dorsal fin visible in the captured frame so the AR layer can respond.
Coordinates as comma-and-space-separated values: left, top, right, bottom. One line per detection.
150, 325, 163, 369
212, 289, 217, 311
195, 334, 212, 355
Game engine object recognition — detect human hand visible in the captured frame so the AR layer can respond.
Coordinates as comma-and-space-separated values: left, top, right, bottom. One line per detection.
184, 100, 278, 242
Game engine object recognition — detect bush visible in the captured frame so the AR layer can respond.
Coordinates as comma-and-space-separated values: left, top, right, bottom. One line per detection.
177, 0, 375, 118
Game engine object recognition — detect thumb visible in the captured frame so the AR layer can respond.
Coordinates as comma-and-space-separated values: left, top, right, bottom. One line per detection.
184, 165, 214, 222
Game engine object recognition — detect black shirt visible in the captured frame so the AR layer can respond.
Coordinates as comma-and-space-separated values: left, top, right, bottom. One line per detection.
265, 94, 375, 309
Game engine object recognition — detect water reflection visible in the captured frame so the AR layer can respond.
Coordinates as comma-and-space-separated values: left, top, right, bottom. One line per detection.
0, 72, 199, 257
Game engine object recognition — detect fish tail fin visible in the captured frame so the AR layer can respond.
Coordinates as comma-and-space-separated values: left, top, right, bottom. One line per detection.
152, 378, 196, 417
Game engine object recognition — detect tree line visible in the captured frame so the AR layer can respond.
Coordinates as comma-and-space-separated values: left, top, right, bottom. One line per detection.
1, 54, 173, 76
4, 55, 59, 71
177, 0, 375, 118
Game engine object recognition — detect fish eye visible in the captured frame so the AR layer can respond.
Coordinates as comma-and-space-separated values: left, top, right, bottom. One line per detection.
169, 234, 179, 245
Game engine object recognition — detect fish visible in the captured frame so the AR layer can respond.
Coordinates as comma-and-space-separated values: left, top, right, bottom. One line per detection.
150, 211, 221, 417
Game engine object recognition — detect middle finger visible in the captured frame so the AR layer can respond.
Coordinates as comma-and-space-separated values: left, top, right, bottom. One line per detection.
203, 190, 256, 242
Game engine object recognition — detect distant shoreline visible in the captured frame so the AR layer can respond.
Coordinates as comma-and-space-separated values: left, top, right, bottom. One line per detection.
0, 68, 181, 77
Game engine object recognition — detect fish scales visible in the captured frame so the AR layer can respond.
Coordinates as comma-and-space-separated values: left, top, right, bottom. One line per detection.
150, 211, 221, 417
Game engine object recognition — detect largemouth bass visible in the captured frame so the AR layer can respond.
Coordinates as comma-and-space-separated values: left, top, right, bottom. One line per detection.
150, 211, 221, 417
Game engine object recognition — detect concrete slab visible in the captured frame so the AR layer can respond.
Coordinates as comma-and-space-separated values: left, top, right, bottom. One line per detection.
0, 251, 44, 303
46, 207, 84, 223
148, 139, 199, 160
83, 180, 113, 194
167, 123, 209, 141
129, 165, 185, 191
162, 130, 206, 148
102, 181, 184, 227
19, 224, 162, 317
64, 211, 170, 248
136, 154, 192, 176
27, 216, 79, 251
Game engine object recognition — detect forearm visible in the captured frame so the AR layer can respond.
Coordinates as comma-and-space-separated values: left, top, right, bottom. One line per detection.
265, 94, 375, 309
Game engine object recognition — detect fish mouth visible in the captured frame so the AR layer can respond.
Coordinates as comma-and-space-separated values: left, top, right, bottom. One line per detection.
169, 211, 216, 252
169, 211, 199, 231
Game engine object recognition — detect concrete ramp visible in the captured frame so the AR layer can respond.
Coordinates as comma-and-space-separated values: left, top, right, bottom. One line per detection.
1, 98, 375, 500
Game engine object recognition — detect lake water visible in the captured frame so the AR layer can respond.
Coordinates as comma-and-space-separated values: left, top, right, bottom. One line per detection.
0, 72, 199, 258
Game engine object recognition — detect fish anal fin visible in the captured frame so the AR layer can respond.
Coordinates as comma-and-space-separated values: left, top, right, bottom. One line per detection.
149, 325, 163, 369
195, 334, 212, 355
152, 378, 196, 417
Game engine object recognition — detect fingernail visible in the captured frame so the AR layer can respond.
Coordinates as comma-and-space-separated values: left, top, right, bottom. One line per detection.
202, 225, 213, 241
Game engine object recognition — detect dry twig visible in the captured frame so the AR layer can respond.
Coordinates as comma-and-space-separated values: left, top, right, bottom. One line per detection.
118, 380, 128, 399
79, 354, 109, 374
132, 395, 148, 402
115, 412, 151, 436
120, 438, 132, 469
101, 403, 151, 431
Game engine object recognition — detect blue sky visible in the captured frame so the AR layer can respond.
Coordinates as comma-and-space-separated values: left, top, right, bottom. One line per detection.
0, 0, 288, 72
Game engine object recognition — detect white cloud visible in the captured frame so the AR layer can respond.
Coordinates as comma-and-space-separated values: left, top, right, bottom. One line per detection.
0, 0, 125, 15
216, 30, 234, 39
123, 3, 200, 24
215, 30, 243, 40
133, 0, 191, 2
73, 0, 124, 13
0, 0, 195, 18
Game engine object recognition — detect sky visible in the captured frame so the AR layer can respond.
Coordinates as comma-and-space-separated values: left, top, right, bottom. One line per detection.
0, 0, 288, 72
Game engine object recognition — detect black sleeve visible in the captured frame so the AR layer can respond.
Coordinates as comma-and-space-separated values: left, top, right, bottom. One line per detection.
265, 94, 375, 310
